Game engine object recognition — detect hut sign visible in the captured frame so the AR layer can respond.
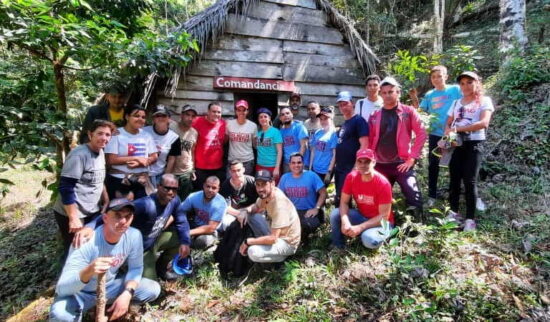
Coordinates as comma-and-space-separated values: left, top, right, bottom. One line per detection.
213, 76, 296, 92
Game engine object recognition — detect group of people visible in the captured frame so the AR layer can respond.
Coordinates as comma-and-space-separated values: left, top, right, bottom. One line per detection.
49, 66, 494, 321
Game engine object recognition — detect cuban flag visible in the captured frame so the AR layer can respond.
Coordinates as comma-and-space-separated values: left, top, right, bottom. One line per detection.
128, 143, 147, 156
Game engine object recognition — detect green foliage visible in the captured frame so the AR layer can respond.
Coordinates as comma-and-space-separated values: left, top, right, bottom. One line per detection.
386, 45, 482, 92
0, 0, 199, 193
496, 45, 550, 103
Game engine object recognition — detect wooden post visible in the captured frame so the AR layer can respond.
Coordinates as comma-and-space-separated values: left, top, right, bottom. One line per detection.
96, 273, 108, 322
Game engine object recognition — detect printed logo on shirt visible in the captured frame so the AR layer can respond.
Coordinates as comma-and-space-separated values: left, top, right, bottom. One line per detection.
111, 253, 126, 268
257, 137, 272, 147
181, 140, 193, 152
128, 143, 147, 156
231, 193, 248, 206
283, 135, 296, 147
230, 132, 251, 143
337, 126, 346, 144
357, 194, 374, 205
315, 141, 327, 152
196, 209, 210, 223
431, 95, 450, 110
284, 186, 308, 198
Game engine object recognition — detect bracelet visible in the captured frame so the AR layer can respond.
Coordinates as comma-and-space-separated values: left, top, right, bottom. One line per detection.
244, 238, 250, 246
124, 287, 135, 296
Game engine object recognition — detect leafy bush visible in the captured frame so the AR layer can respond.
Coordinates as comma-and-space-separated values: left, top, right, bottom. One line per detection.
495, 45, 550, 103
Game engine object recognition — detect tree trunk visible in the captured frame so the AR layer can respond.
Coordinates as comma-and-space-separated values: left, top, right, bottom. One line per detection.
434, 0, 445, 53
499, 0, 528, 59
96, 273, 108, 322
53, 61, 70, 166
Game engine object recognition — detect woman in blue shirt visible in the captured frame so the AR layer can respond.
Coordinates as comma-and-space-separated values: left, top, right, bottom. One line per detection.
309, 106, 338, 185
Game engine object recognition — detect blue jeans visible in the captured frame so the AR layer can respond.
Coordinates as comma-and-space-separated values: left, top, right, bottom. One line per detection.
330, 208, 392, 249
49, 277, 160, 322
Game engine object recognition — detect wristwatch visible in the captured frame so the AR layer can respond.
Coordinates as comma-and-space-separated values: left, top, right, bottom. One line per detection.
124, 287, 135, 296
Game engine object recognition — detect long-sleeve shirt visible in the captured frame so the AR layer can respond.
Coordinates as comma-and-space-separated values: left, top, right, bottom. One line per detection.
87, 194, 191, 250
55, 226, 143, 297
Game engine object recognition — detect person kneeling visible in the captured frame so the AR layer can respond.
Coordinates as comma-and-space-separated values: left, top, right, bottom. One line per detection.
50, 199, 160, 322
239, 170, 301, 263
330, 149, 394, 249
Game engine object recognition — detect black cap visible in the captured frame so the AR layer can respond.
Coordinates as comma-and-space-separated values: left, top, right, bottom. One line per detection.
107, 198, 135, 212
181, 104, 198, 115
257, 107, 272, 117
152, 104, 170, 116
255, 169, 273, 182
317, 106, 333, 118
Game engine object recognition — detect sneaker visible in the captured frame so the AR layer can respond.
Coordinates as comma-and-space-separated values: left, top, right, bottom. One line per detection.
426, 198, 436, 208
476, 198, 486, 212
446, 210, 464, 224
463, 219, 476, 232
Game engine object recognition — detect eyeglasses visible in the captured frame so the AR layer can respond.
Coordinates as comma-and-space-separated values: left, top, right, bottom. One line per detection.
458, 106, 464, 119
260, 132, 265, 144
162, 185, 178, 192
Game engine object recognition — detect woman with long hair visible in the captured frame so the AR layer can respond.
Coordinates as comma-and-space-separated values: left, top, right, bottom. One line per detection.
444, 71, 494, 231
309, 106, 338, 185
255, 108, 283, 182
105, 104, 158, 199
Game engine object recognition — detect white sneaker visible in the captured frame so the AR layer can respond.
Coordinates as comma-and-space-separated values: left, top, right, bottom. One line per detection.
463, 219, 477, 232
476, 198, 486, 212
446, 210, 464, 224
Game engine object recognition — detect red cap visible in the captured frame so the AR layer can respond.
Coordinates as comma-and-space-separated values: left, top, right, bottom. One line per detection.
356, 149, 375, 160
235, 99, 249, 109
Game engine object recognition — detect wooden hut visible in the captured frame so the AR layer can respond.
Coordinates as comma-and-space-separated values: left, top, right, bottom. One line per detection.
149, 0, 379, 122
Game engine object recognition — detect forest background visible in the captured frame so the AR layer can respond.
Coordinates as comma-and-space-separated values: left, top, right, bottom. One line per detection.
0, 0, 548, 320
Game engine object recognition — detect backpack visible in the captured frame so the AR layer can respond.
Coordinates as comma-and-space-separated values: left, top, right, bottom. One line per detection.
214, 220, 254, 277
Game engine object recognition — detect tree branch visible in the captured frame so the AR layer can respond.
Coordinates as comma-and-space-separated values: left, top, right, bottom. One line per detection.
17, 43, 53, 62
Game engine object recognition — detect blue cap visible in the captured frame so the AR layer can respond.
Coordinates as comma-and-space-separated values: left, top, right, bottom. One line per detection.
336, 91, 353, 102
172, 254, 193, 275
257, 107, 272, 117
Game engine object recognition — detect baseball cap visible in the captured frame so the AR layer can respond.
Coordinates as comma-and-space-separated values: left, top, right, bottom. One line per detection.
457, 71, 481, 82
290, 92, 301, 99
380, 76, 401, 88
107, 198, 135, 212
181, 104, 198, 115
356, 149, 375, 160
336, 91, 353, 102
255, 169, 273, 182
316, 106, 333, 118
172, 254, 193, 276
152, 104, 170, 116
257, 107, 272, 117
235, 99, 249, 109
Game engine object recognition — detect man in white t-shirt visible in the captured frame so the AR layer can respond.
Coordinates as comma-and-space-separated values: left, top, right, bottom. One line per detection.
355, 74, 383, 123
143, 105, 181, 186
226, 100, 258, 175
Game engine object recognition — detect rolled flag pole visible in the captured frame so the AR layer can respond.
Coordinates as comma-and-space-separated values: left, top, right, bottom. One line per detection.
96, 272, 108, 322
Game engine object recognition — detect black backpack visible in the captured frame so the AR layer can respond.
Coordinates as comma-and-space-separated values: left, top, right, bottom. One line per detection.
214, 220, 254, 277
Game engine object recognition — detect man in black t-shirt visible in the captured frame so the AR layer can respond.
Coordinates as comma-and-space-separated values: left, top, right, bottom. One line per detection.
218, 161, 259, 232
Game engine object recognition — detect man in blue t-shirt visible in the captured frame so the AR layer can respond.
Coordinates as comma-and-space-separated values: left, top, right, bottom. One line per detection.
410, 66, 462, 203
178, 176, 227, 249
279, 106, 308, 173
50, 198, 160, 322
80, 174, 192, 281
278, 153, 327, 241
334, 91, 370, 204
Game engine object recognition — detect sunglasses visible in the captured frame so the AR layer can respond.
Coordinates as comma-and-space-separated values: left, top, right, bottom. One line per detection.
260, 132, 265, 144
162, 185, 178, 192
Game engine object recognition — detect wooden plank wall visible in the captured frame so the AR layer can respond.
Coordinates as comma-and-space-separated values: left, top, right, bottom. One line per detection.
157, 0, 368, 121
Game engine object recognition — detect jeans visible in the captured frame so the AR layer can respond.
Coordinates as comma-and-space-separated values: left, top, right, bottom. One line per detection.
297, 209, 323, 237
428, 135, 442, 198
245, 213, 297, 263
449, 140, 482, 219
142, 228, 181, 281
191, 234, 217, 249
49, 277, 160, 322
54, 211, 100, 264
330, 208, 392, 249
175, 171, 194, 201
105, 175, 147, 200
334, 168, 350, 205
375, 162, 423, 210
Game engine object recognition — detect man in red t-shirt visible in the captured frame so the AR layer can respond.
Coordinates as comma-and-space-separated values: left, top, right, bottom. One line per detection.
192, 102, 227, 190
330, 149, 393, 249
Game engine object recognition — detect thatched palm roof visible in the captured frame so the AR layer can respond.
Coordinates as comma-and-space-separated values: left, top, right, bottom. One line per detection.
142, 0, 378, 103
